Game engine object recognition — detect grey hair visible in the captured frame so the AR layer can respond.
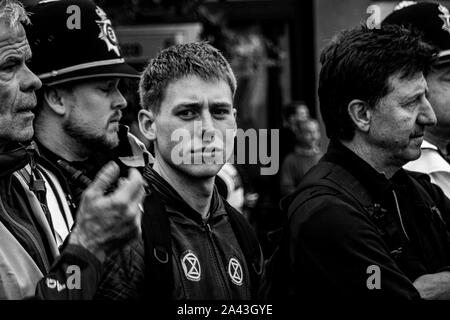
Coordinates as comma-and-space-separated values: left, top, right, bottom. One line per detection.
0, 0, 30, 29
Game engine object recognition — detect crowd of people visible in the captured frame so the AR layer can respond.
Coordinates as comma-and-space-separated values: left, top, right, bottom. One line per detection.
3, 0, 450, 302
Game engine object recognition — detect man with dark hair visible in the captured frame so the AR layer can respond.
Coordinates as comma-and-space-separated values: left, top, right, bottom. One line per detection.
0, 0, 144, 299
278, 24, 450, 299
383, 2, 450, 199
95, 42, 263, 300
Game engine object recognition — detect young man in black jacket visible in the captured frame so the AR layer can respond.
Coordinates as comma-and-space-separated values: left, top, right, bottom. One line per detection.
279, 24, 450, 299
96, 42, 263, 300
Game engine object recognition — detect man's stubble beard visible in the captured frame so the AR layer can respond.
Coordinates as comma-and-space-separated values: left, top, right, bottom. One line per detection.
63, 113, 119, 156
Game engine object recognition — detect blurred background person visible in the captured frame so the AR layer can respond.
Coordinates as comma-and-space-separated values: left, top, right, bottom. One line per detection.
280, 118, 322, 197
280, 100, 310, 164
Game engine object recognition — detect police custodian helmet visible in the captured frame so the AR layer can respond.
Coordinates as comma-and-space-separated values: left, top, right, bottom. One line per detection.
25, 0, 139, 86
383, 1, 450, 65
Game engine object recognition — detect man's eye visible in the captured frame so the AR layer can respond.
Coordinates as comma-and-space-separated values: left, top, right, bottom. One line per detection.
99, 85, 114, 93
178, 110, 196, 118
213, 108, 230, 116
403, 97, 420, 108
0, 62, 18, 72
98, 82, 117, 93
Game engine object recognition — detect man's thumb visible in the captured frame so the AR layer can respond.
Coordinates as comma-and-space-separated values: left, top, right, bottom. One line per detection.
89, 161, 120, 194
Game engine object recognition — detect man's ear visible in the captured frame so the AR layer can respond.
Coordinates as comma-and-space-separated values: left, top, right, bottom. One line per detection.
43, 87, 67, 116
138, 109, 157, 141
347, 99, 372, 133
232, 107, 237, 137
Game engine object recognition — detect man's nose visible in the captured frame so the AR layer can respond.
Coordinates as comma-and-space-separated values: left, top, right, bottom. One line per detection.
201, 111, 215, 140
419, 97, 437, 126
112, 90, 127, 110
20, 64, 42, 92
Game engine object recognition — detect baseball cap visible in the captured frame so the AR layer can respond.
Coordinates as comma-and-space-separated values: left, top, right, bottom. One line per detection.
383, 1, 450, 65
24, 0, 139, 86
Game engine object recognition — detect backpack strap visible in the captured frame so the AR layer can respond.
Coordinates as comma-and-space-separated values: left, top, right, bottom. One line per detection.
224, 201, 263, 298
259, 219, 292, 299
141, 188, 173, 300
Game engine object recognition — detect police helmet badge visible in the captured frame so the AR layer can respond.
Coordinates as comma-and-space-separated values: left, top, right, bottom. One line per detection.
439, 4, 450, 35
95, 6, 120, 56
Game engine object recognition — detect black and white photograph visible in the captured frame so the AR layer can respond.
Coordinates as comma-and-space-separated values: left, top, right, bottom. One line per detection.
0, 0, 449, 317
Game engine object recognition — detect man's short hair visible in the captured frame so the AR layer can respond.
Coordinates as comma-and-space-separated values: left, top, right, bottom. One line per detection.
139, 41, 237, 113
318, 24, 436, 141
0, 0, 29, 28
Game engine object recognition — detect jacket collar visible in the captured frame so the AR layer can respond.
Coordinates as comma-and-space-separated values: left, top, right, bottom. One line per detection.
0, 141, 36, 178
143, 164, 223, 224
323, 140, 394, 201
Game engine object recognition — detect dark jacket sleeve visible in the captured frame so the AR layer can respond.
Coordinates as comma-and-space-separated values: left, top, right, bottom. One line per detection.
289, 194, 421, 299
33, 245, 102, 300
94, 239, 145, 300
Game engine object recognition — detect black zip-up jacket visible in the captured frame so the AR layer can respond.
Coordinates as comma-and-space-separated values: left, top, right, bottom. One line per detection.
283, 140, 450, 299
95, 166, 261, 300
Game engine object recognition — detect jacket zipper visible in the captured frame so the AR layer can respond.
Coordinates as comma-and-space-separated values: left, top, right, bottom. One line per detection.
203, 221, 231, 299
392, 190, 410, 242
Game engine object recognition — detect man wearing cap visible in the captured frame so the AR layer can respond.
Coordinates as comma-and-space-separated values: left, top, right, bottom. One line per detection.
0, 0, 144, 299
277, 24, 450, 300
384, 2, 450, 199
24, 0, 150, 211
